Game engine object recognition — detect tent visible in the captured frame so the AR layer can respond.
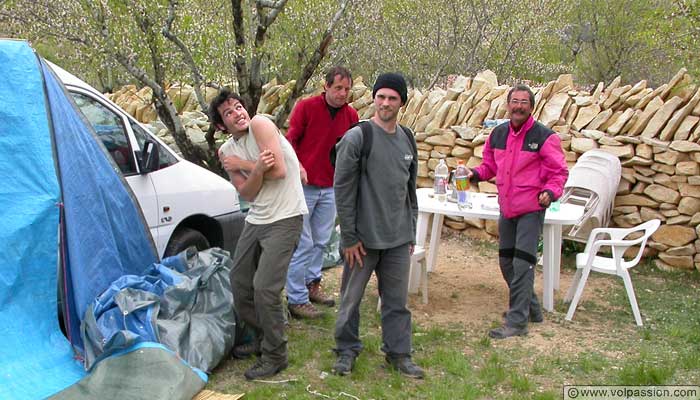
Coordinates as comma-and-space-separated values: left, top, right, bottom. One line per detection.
0, 39, 226, 399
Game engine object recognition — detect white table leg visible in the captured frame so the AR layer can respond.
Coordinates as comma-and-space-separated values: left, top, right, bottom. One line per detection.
542, 224, 555, 312
409, 212, 431, 293
552, 225, 562, 291
427, 213, 443, 273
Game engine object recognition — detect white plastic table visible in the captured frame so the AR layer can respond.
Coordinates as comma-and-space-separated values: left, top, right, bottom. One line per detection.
413, 188, 584, 312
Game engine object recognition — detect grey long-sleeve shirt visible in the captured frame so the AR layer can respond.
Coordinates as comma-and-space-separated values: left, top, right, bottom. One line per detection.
333, 120, 417, 249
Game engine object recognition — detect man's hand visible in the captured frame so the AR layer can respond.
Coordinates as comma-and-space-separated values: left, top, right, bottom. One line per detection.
343, 242, 367, 269
409, 244, 415, 256
254, 149, 275, 174
538, 191, 552, 208
300, 166, 308, 184
221, 154, 245, 173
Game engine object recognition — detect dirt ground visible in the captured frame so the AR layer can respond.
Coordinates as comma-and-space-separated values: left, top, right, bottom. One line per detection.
326, 228, 634, 358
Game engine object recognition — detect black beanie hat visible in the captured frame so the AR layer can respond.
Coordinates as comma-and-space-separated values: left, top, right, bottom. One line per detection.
372, 72, 407, 104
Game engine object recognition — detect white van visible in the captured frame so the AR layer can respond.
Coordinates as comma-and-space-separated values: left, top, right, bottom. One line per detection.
49, 62, 245, 258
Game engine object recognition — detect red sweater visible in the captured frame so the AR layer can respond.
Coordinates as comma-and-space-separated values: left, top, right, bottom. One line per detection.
286, 94, 359, 187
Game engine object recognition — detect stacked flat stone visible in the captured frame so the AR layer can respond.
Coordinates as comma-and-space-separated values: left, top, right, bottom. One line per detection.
105, 70, 700, 271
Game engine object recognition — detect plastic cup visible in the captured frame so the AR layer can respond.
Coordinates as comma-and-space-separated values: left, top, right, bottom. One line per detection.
549, 200, 560, 212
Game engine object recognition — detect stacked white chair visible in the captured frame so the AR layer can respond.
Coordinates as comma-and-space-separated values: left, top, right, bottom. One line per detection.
560, 149, 621, 242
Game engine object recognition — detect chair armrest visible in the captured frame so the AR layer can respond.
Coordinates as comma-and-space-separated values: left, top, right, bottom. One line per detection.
583, 228, 614, 253
590, 238, 634, 252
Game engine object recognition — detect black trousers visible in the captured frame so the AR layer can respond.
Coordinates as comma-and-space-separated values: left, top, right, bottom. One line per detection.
498, 210, 545, 328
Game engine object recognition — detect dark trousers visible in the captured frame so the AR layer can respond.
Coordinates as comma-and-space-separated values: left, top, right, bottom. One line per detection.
334, 243, 412, 357
498, 211, 544, 328
230, 215, 303, 363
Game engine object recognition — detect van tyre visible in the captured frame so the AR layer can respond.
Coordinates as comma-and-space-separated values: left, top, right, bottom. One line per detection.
164, 227, 210, 257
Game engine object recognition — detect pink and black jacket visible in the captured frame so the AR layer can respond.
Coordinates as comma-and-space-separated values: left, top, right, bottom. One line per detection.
471, 116, 569, 219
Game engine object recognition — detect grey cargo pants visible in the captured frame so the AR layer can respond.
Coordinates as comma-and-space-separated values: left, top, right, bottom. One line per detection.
230, 215, 303, 363
334, 243, 412, 357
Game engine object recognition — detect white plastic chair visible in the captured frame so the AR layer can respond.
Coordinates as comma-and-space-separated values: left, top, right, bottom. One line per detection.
377, 246, 428, 312
410, 246, 428, 304
564, 219, 660, 326
561, 149, 621, 243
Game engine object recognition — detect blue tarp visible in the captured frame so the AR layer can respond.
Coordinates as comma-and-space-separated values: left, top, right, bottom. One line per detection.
81, 249, 236, 373
43, 59, 158, 350
81, 263, 183, 368
0, 39, 171, 399
0, 39, 85, 400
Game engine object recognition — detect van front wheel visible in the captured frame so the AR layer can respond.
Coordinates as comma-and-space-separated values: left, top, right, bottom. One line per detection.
164, 227, 210, 257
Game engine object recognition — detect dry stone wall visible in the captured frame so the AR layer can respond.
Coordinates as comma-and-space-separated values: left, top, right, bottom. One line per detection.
106, 70, 700, 272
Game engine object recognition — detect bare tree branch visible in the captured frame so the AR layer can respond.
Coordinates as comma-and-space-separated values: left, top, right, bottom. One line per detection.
95, 2, 214, 169
427, 2, 465, 90
131, 7, 165, 86
0, 4, 92, 47
163, 0, 208, 113
274, 0, 351, 126
463, 0, 490, 74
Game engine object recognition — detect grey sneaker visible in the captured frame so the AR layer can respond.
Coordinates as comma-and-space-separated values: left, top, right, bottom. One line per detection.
288, 302, 323, 319
332, 353, 356, 376
244, 358, 288, 380
385, 356, 424, 379
488, 325, 528, 339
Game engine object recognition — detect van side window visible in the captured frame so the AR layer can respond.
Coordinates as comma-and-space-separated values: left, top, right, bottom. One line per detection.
71, 93, 137, 175
130, 121, 178, 170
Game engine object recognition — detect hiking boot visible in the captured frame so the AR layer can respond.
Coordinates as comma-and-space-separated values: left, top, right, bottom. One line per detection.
288, 302, 323, 319
385, 355, 424, 379
243, 358, 288, 381
307, 280, 335, 307
231, 340, 261, 359
332, 352, 356, 376
501, 311, 544, 323
488, 325, 528, 339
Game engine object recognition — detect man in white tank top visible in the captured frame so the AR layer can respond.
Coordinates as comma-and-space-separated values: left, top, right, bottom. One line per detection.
211, 89, 307, 381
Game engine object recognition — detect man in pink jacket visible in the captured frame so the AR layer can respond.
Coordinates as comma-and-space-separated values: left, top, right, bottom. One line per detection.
468, 84, 568, 339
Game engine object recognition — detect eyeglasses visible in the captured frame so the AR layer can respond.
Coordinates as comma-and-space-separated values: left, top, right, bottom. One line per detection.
509, 99, 530, 106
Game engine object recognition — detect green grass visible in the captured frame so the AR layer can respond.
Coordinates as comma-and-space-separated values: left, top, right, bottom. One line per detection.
618, 358, 675, 385
207, 241, 700, 399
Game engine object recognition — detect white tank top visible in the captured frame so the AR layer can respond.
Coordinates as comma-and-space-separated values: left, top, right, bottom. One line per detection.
219, 124, 308, 225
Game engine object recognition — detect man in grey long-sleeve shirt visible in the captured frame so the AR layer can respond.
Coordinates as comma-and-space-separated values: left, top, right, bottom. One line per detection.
332, 72, 423, 379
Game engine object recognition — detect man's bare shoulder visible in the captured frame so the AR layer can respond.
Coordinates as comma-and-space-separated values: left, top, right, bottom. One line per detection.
250, 114, 277, 132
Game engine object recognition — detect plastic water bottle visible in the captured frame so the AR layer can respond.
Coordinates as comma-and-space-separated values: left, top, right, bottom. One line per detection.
454, 160, 470, 208
434, 159, 449, 203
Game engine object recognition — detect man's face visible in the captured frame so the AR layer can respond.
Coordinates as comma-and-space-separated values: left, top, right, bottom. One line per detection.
324, 75, 352, 108
373, 87, 402, 123
216, 98, 250, 136
507, 90, 533, 128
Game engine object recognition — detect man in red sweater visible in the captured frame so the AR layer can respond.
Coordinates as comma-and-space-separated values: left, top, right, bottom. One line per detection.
285, 66, 359, 318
